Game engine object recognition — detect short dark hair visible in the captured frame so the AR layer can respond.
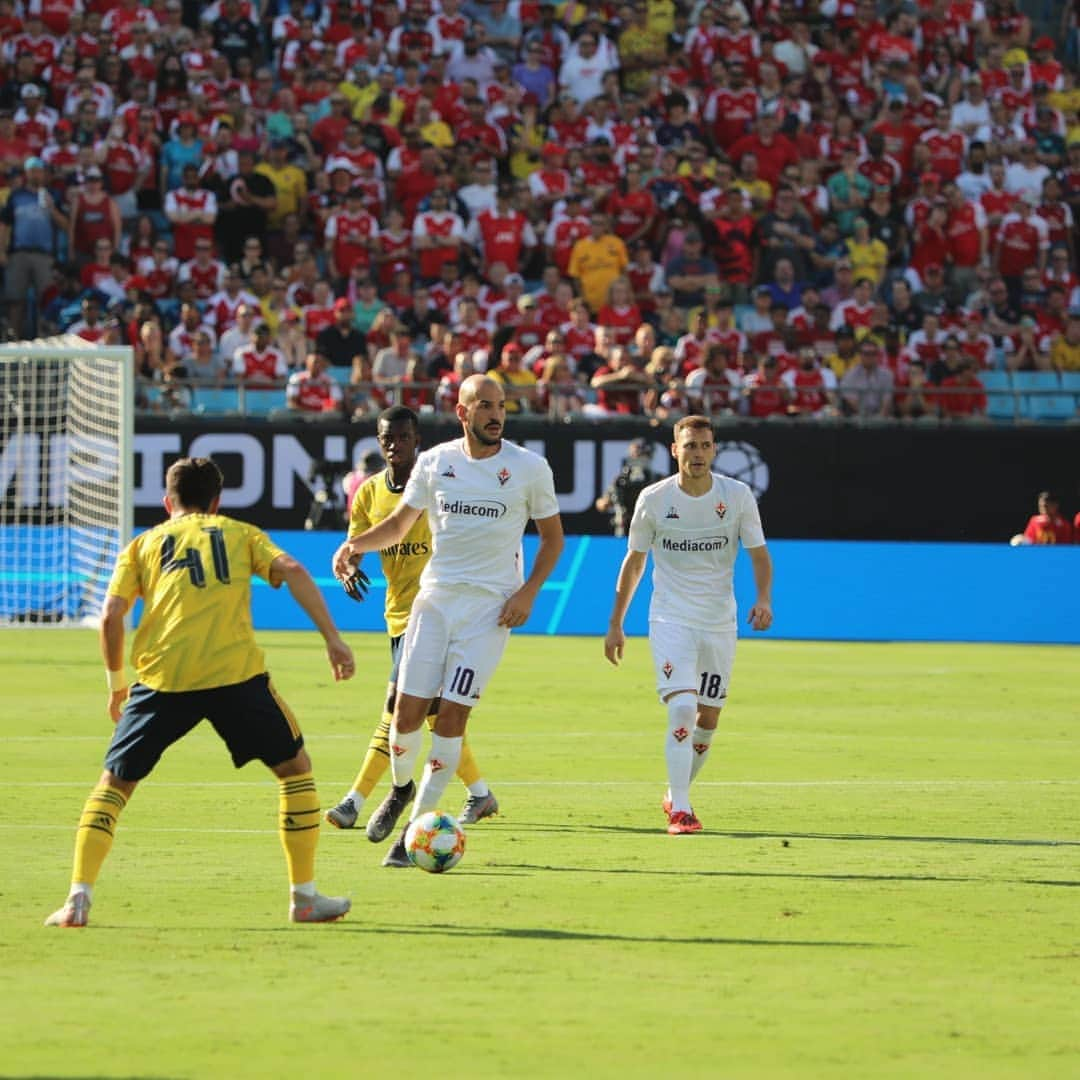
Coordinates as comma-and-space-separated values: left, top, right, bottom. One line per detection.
673, 414, 713, 439
165, 457, 223, 511
377, 404, 420, 431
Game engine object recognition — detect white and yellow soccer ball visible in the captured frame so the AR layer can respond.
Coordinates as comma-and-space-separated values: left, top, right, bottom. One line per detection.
405, 811, 467, 873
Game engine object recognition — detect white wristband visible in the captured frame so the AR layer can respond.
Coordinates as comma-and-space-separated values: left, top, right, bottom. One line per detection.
106, 670, 126, 692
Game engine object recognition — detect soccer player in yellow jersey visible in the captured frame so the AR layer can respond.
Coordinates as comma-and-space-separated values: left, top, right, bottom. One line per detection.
44, 457, 355, 928
326, 406, 498, 840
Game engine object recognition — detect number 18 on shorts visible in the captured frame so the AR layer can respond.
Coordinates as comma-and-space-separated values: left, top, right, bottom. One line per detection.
648, 622, 735, 705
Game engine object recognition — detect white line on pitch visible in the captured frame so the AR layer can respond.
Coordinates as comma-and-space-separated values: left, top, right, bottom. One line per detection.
6, 779, 1080, 788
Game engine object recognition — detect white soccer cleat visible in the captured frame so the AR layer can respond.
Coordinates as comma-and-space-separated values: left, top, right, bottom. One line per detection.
289, 890, 351, 923
44, 893, 90, 928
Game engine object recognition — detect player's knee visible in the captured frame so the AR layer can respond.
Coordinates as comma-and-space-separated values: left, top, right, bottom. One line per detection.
270, 747, 312, 778
661, 689, 697, 705
433, 701, 470, 737
696, 705, 722, 730
393, 692, 430, 734
101, 769, 137, 797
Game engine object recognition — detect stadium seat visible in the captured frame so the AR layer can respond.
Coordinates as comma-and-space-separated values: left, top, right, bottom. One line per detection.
1012, 372, 1070, 421
1061, 371, 1080, 414
327, 366, 353, 387
242, 389, 289, 417
192, 387, 240, 415
980, 371, 1015, 421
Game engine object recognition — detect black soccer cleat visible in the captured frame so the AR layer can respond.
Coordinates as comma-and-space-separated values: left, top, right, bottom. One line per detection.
341, 569, 371, 602
382, 829, 414, 869
366, 779, 416, 843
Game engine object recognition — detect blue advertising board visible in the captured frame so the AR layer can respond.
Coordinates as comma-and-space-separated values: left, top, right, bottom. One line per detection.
253, 533, 1080, 645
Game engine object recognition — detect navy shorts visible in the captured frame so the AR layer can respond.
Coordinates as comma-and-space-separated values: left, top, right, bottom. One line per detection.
104, 673, 304, 782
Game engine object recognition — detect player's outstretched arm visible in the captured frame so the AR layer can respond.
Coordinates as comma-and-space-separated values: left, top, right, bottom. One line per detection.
499, 513, 565, 628
100, 594, 131, 722
604, 549, 647, 665
331, 502, 423, 580
270, 555, 356, 681
746, 544, 774, 632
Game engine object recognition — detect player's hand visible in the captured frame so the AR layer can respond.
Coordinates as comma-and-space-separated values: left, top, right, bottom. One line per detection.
341, 568, 370, 602
748, 601, 773, 632
107, 688, 128, 724
326, 636, 355, 681
331, 540, 358, 581
603, 626, 625, 666
497, 586, 535, 628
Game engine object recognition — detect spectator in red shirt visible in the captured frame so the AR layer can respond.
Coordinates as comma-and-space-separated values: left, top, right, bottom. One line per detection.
937, 354, 987, 420
1012, 491, 1074, 545
742, 354, 790, 417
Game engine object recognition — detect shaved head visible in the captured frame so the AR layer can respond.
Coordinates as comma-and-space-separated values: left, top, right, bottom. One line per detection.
459, 373, 504, 407
457, 374, 506, 451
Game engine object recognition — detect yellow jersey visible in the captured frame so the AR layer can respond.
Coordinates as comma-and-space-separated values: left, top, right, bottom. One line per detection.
568, 234, 629, 312
107, 513, 285, 692
348, 470, 431, 638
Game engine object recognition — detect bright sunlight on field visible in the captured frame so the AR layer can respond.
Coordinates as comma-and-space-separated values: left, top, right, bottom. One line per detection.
4, 631, 1078, 1079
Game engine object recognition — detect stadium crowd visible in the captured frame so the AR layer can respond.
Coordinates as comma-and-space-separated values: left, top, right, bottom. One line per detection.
2, 0, 1079, 421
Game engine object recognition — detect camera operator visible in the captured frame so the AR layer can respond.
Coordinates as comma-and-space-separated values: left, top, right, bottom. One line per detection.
304, 457, 351, 531
595, 438, 662, 537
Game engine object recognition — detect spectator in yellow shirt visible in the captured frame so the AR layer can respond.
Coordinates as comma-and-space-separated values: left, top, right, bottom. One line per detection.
1049, 313, 1080, 371
568, 211, 630, 312
846, 217, 888, 286
256, 140, 309, 230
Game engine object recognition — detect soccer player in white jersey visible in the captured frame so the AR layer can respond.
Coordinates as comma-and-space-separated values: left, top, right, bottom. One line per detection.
331, 374, 564, 866
603, 415, 773, 835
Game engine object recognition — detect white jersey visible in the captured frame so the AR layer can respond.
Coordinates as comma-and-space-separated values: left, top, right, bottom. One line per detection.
628, 473, 765, 631
402, 438, 561, 599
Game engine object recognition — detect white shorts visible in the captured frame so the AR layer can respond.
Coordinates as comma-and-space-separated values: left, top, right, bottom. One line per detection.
398, 585, 510, 707
648, 620, 736, 707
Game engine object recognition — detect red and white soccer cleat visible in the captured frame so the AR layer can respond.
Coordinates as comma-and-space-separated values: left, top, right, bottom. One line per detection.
667, 810, 703, 836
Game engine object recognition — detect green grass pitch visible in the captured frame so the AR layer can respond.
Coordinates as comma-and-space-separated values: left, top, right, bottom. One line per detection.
3, 630, 1079, 1078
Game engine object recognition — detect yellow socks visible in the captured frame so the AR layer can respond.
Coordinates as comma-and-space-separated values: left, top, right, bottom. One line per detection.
278, 773, 320, 886
71, 784, 128, 887
456, 740, 481, 788
352, 713, 392, 799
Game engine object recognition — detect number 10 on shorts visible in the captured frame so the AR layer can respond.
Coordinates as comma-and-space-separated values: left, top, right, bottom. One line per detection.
449, 666, 476, 697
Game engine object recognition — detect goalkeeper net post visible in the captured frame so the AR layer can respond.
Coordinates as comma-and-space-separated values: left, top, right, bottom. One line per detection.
0, 338, 134, 626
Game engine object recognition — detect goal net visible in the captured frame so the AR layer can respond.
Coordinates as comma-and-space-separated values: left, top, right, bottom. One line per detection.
0, 338, 133, 625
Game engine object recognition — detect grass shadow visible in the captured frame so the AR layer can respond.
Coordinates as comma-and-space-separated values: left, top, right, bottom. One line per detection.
328, 922, 890, 948
496, 862, 980, 884
504, 821, 1080, 848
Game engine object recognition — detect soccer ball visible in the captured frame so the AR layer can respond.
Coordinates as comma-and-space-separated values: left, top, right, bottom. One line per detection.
404, 811, 466, 873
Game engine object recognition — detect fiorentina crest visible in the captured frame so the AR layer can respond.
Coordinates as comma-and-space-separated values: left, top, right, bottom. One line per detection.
715, 501, 727, 519
497, 467, 511, 486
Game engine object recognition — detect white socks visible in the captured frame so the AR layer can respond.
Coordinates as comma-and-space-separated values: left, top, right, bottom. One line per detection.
413, 734, 463, 819
342, 789, 365, 810
689, 725, 716, 783
467, 780, 489, 797
389, 725, 423, 787
664, 696, 697, 814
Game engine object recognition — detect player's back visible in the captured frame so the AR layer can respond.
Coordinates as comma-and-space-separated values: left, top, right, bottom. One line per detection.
110, 512, 284, 692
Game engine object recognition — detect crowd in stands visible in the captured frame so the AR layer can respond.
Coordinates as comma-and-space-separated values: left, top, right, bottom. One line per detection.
3, 0, 1080, 422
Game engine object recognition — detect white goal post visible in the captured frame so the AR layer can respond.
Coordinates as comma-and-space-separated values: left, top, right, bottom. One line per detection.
0, 338, 133, 625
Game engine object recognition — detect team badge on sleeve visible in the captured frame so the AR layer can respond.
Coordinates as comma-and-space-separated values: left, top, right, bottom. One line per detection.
715, 502, 727, 518
497, 467, 511, 486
